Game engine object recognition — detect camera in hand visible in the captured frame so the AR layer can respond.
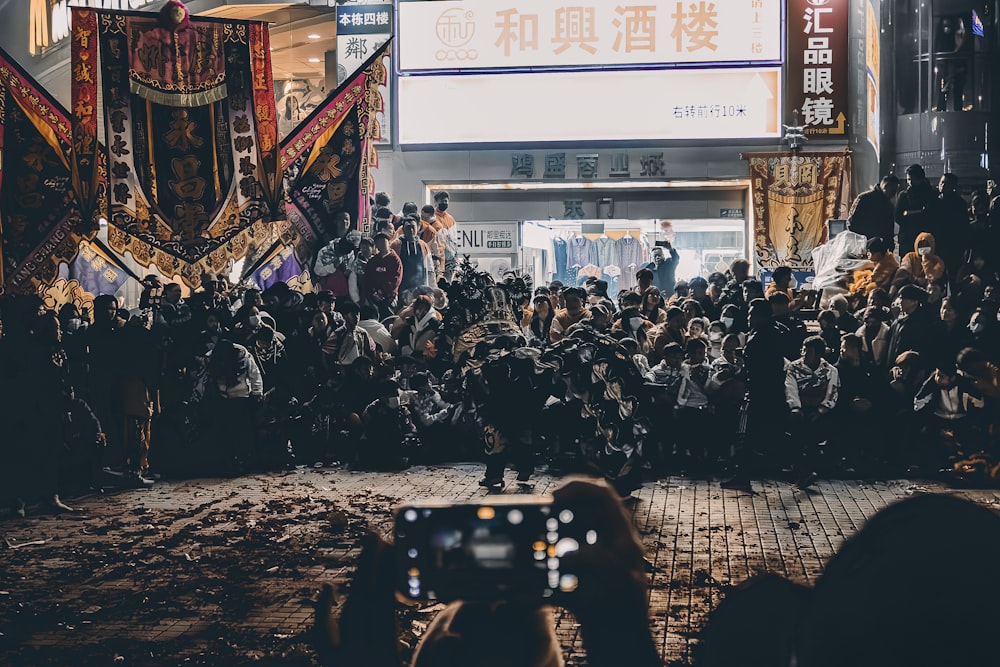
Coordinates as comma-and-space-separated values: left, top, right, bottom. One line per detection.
393, 496, 595, 602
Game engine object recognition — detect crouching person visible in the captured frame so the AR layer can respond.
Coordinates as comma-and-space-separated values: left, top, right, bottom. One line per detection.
193, 339, 264, 473
785, 336, 840, 486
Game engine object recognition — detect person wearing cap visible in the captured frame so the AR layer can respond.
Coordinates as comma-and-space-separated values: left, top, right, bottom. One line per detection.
549, 287, 590, 344
547, 281, 565, 310
895, 164, 940, 257
887, 284, 938, 364
847, 174, 901, 251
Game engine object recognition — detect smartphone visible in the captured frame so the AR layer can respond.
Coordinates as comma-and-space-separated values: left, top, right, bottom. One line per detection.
393, 496, 593, 602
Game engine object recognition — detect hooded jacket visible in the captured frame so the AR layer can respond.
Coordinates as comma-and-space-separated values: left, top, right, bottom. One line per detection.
900, 232, 946, 285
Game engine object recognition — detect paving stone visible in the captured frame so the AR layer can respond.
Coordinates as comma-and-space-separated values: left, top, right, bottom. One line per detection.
1, 465, 997, 665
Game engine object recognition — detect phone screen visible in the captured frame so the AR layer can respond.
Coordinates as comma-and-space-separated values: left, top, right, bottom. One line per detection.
394, 498, 586, 602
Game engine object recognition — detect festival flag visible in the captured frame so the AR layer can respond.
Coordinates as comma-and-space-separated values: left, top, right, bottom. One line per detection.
0, 44, 98, 295
70, 2, 282, 290
281, 39, 391, 263
243, 241, 309, 292
743, 151, 851, 270
58, 238, 131, 300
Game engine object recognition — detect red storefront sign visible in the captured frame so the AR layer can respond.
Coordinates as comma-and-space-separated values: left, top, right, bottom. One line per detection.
787, 0, 849, 137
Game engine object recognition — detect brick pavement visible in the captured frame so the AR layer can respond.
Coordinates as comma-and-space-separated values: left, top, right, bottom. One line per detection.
2, 465, 999, 666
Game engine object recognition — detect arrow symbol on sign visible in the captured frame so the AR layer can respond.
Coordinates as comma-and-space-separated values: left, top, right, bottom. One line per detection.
830, 112, 846, 135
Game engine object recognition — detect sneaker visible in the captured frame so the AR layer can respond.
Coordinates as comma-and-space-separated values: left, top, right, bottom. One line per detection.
515, 470, 532, 483
479, 477, 503, 488
124, 471, 155, 488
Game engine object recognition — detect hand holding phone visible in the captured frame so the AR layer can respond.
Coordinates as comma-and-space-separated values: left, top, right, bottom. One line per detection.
393, 495, 592, 602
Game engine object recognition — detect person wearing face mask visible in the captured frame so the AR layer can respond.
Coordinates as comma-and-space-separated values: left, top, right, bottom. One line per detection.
526, 295, 556, 347
433, 192, 459, 282
966, 307, 1000, 363
418, 205, 444, 281
707, 321, 726, 360
898, 232, 947, 302
719, 303, 746, 338
391, 218, 434, 298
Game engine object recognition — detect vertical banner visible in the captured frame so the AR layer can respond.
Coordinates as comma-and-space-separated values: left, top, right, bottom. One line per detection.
280, 40, 391, 260
744, 152, 850, 270
787, 0, 848, 137
865, 0, 880, 155
72, 6, 282, 289
0, 45, 97, 294
336, 3, 392, 145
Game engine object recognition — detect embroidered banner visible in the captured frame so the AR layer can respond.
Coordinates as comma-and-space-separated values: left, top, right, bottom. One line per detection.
743, 151, 850, 270
71, 5, 281, 289
0, 45, 99, 295
281, 40, 390, 263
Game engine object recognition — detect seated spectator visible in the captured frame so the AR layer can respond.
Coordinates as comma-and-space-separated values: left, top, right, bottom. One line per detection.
816, 310, 842, 362
639, 288, 666, 324
686, 316, 710, 344
898, 232, 947, 303
915, 360, 985, 471
887, 284, 938, 363
647, 306, 687, 363
549, 287, 590, 344
835, 333, 888, 469
863, 237, 899, 295
706, 320, 726, 361
856, 306, 891, 368
359, 379, 419, 470
322, 301, 377, 373
391, 295, 441, 358
828, 295, 860, 333
358, 305, 397, 355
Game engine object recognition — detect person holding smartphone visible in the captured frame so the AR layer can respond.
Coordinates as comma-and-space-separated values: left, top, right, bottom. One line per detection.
312, 478, 660, 667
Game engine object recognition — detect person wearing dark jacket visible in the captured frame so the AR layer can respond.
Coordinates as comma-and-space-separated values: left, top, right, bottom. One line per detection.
644, 243, 680, 295
848, 174, 900, 251
887, 284, 939, 363
895, 164, 940, 257
935, 173, 969, 274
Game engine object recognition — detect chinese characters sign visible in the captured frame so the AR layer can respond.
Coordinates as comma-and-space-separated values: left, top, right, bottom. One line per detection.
399, 67, 780, 144
337, 4, 393, 145
398, 0, 781, 71
455, 222, 518, 254
787, 0, 848, 137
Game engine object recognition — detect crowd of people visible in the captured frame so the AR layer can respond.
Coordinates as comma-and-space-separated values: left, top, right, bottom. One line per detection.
1, 171, 999, 515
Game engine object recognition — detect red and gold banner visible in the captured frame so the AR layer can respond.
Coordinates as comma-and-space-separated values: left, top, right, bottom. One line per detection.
744, 151, 851, 270
280, 40, 391, 261
0, 44, 98, 294
71, 6, 282, 289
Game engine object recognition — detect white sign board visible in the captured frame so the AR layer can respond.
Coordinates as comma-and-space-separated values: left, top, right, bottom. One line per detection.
398, 0, 781, 71
455, 223, 519, 255
399, 68, 780, 144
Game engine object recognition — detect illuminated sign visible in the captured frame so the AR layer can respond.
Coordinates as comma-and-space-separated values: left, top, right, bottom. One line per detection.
865, 0, 880, 154
455, 223, 519, 254
31, 0, 159, 55
787, 0, 849, 136
399, 67, 781, 145
398, 0, 782, 71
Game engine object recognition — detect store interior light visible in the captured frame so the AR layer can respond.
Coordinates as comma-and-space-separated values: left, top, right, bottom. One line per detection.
308, 58, 321, 63
307, 34, 321, 40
